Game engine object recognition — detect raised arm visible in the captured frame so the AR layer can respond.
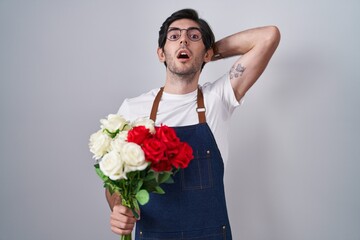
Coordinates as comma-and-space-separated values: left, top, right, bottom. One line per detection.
212, 26, 280, 101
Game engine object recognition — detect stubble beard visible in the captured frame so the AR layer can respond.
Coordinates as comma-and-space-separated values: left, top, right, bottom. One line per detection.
165, 51, 203, 85
168, 64, 198, 84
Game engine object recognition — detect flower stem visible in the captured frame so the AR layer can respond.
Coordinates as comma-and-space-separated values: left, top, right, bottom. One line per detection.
120, 234, 132, 240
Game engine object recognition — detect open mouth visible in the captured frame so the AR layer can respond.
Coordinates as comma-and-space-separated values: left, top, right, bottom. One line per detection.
177, 51, 190, 59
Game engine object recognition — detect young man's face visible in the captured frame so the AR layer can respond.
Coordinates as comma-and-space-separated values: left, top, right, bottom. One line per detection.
157, 19, 212, 77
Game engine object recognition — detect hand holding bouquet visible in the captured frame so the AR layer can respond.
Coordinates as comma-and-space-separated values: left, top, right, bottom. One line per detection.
89, 114, 193, 240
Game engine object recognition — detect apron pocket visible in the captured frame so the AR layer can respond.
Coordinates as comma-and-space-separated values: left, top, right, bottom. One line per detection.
138, 225, 227, 240
181, 148, 213, 191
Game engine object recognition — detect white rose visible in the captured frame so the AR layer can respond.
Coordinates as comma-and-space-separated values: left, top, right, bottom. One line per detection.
117, 130, 129, 142
99, 151, 126, 180
100, 114, 130, 133
89, 130, 111, 160
121, 142, 149, 172
132, 117, 155, 134
110, 134, 127, 153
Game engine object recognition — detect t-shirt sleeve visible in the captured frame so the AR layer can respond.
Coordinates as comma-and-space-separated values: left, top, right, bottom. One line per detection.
117, 99, 126, 114
116, 88, 158, 122
116, 99, 133, 120
222, 72, 244, 109
203, 73, 244, 116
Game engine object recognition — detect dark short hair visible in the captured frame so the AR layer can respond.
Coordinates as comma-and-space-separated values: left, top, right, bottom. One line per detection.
158, 8, 215, 51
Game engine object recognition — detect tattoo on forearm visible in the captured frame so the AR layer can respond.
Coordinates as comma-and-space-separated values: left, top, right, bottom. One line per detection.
229, 64, 246, 79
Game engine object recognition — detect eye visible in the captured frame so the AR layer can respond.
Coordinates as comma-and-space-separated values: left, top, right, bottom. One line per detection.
188, 29, 202, 41
189, 33, 200, 40
167, 30, 180, 41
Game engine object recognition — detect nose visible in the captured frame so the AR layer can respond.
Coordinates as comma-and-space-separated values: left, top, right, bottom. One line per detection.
179, 30, 188, 46
180, 39, 188, 46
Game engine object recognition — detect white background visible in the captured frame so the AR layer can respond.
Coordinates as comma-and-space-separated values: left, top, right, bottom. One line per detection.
0, 0, 359, 240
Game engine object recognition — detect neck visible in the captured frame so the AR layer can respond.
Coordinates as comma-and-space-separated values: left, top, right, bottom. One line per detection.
163, 70, 200, 94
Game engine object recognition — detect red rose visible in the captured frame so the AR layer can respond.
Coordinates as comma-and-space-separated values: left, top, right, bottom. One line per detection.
170, 142, 193, 169
166, 146, 179, 160
142, 137, 167, 163
127, 126, 151, 145
150, 159, 172, 172
155, 125, 180, 150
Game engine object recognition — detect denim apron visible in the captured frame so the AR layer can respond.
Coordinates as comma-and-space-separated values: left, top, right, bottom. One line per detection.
135, 87, 232, 240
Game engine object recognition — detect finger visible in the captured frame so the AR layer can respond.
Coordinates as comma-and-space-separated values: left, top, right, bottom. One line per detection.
110, 223, 134, 235
110, 215, 135, 235
110, 217, 135, 230
111, 207, 137, 224
113, 205, 136, 218
111, 213, 137, 225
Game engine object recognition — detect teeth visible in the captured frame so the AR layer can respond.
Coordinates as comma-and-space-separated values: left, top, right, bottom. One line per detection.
179, 52, 188, 58
178, 51, 189, 59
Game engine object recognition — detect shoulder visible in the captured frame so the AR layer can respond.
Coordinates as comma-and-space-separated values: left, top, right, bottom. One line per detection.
201, 73, 243, 109
117, 88, 160, 120
202, 73, 228, 95
122, 88, 159, 104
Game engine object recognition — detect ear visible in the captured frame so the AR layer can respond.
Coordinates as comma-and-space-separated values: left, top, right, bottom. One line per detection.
157, 48, 165, 62
204, 48, 214, 63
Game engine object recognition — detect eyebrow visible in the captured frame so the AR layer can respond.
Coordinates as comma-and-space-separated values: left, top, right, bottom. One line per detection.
167, 27, 201, 31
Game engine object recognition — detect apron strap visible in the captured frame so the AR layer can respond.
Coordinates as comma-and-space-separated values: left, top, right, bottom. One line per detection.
149, 87, 164, 122
196, 87, 206, 123
149, 87, 206, 123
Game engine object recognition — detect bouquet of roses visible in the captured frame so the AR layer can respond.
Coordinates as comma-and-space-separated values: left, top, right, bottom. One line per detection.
89, 114, 193, 240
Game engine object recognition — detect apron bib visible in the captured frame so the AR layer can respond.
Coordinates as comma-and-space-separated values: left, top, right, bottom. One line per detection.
135, 87, 232, 240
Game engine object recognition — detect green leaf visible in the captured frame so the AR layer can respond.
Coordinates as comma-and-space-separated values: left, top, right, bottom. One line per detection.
155, 186, 165, 194
104, 181, 120, 196
128, 199, 139, 219
103, 128, 120, 138
134, 180, 143, 193
144, 171, 155, 181
121, 123, 131, 131
132, 198, 140, 212
135, 189, 149, 205
142, 179, 158, 192
163, 176, 174, 184
158, 172, 172, 184
131, 199, 140, 220
94, 165, 109, 182
131, 208, 139, 219
153, 171, 160, 182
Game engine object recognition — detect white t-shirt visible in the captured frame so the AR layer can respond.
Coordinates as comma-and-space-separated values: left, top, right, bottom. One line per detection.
117, 73, 242, 166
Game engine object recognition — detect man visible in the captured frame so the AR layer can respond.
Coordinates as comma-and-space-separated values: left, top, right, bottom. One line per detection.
106, 8, 280, 239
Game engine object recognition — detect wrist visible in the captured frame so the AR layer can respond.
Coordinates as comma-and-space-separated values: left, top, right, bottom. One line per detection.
212, 44, 223, 60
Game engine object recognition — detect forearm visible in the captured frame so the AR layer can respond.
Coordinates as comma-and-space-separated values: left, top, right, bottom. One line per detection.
212, 26, 280, 60
211, 25, 280, 100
